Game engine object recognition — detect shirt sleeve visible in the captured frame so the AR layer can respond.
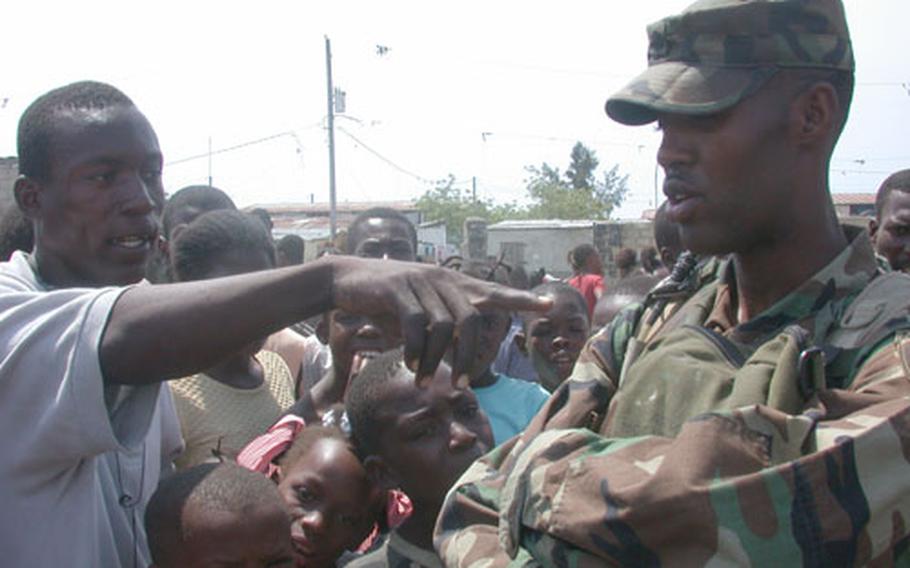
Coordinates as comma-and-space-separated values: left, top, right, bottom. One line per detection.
0, 284, 161, 475
435, 335, 910, 566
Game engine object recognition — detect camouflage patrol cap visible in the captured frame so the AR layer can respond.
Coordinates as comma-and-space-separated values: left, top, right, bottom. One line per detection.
606, 0, 854, 126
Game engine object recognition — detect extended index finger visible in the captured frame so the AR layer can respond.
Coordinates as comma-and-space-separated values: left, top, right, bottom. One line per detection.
473, 284, 553, 314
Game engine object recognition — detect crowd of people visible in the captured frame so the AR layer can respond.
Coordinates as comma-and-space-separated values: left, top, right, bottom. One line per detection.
3, 0, 910, 566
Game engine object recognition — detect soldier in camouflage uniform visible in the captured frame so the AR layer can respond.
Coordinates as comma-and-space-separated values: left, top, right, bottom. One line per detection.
435, 0, 910, 565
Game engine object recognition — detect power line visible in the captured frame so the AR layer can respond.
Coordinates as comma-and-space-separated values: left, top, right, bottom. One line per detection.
164, 122, 323, 167
166, 131, 296, 166
336, 126, 436, 184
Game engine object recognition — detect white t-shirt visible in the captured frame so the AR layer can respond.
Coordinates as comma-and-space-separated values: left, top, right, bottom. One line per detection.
0, 252, 183, 567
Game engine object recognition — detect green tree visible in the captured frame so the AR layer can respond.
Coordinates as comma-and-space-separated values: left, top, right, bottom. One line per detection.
524, 142, 628, 220
416, 176, 519, 243
565, 141, 599, 190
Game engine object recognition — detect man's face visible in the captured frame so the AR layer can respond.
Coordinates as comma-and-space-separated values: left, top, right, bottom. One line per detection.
278, 438, 377, 568
524, 293, 590, 391
657, 80, 793, 256
871, 190, 910, 272
375, 364, 493, 509
350, 217, 415, 261
172, 502, 294, 568
27, 106, 164, 287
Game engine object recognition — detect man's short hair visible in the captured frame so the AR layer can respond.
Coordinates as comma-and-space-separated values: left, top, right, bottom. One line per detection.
144, 462, 285, 568
346, 207, 417, 253
17, 81, 135, 182
276, 234, 305, 265
171, 209, 275, 282
162, 185, 236, 239
875, 169, 910, 220
346, 348, 408, 457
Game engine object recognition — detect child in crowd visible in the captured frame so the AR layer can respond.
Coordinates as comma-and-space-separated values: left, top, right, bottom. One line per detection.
168, 210, 296, 468
518, 282, 591, 392
448, 259, 550, 445
566, 243, 605, 316
155, 184, 322, 393
295, 207, 419, 395
276, 425, 388, 567
308, 310, 397, 415
869, 169, 910, 272
145, 462, 294, 568
346, 350, 494, 567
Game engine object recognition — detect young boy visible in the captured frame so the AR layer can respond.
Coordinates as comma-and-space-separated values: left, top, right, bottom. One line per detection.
308, 309, 397, 414
168, 210, 296, 469
345, 350, 493, 567
518, 282, 591, 392
145, 462, 294, 568
451, 259, 550, 445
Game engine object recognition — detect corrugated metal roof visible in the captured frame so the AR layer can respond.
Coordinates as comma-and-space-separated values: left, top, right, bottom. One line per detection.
245, 200, 419, 215
488, 219, 595, 230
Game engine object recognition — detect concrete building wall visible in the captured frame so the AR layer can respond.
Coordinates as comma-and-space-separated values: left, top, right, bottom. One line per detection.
0, 158, 18, 212
488, 225, 597, 278
487, 220, 656, 282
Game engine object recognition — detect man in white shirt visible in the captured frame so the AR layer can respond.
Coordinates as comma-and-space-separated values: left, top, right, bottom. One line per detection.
0, 81, 546, 566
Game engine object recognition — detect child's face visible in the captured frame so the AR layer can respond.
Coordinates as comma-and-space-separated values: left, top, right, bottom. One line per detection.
350, 217, 415, 261
447, 308, 511, 383
326, 310, 396, 380
277, 438, 378, 568
374, 364, 493, 509
172, 502, 294, 568
525, 293, 590, 391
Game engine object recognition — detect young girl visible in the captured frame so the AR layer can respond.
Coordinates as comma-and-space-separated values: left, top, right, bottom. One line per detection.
168, 210, 296, 469
566, 243, 605, 317
276, 425, 386, 568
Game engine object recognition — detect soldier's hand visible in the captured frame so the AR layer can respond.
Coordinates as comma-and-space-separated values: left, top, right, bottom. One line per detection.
330, 256, 551, 385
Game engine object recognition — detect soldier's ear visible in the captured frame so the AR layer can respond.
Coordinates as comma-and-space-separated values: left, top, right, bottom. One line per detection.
792, 81, 837, 146
868, 217, 879, 242
13, 175, 42, 220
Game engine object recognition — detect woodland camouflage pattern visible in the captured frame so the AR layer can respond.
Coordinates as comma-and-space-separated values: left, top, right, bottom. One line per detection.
606, 0, 854, 125
435, 228, 910, 566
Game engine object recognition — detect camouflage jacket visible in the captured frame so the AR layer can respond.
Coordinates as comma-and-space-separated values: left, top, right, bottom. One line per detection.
435, 231, 910, 566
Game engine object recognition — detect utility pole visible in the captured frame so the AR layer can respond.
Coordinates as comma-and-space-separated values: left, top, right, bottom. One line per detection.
207, 136, 213, 186
325, 36, 338, 241
472, 177, 477, 202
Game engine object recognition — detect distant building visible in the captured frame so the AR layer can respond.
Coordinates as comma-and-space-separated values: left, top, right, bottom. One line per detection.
832, 193, 875, 218
485, 218, 654, 281
416, 220, 455, 263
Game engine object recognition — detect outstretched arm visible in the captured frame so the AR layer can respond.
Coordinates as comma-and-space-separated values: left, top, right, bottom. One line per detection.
100, 255, 550, 386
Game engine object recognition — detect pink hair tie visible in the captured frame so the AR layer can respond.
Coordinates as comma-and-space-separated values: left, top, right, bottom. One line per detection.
356, 489, 414, 552
236, 414, 306, 480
